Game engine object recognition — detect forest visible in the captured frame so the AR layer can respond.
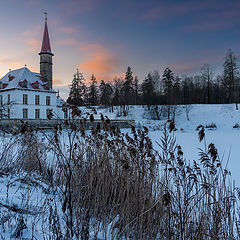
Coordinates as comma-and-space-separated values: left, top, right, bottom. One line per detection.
67, 49, 240, 109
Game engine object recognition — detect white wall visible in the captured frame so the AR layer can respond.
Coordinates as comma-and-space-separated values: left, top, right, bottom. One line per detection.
0, 89, 65, 119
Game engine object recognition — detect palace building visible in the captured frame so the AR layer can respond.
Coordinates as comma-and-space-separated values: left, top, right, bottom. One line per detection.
0, 15, 65, 120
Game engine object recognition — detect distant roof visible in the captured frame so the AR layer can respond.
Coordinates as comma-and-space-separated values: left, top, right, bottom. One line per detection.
0, 67, 56, 92
39, 21, 53, 55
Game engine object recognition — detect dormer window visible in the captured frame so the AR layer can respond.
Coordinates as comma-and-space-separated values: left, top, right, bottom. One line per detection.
8, 75, 14, 81
32, 81, 39, 89
0, 82, 8, 89
19, 79, 28, 88
23, 81, 27, 88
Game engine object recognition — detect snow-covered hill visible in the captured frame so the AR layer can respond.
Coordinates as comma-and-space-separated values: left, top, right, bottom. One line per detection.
93, 104, 240, 131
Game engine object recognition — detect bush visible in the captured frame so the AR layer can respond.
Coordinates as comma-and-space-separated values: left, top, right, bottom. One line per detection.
205, 123, 217, 129
233, 123, 240, 129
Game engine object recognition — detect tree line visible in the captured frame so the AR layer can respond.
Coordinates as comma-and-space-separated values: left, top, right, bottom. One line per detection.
67, 49, 240, 109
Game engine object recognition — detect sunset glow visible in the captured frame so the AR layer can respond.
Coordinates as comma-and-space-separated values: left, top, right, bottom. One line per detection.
0, 0, 239, 99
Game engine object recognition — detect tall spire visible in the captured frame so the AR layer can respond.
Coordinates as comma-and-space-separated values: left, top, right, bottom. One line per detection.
39, 12, 54, 89
40, 12, 53, 55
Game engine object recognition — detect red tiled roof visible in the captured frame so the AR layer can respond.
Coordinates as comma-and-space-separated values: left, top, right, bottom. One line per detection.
40, 22, 53, 55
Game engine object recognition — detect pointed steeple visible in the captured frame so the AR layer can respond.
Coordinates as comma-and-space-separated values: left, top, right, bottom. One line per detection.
39, 12, 53, 55
39, 12, 54, 89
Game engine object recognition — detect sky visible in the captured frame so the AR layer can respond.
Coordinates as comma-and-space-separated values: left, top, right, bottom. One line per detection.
0, 0, 240, 99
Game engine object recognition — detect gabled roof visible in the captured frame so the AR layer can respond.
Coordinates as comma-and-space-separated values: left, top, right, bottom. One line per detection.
0, 67, 56, 92
39, 21, 53, 55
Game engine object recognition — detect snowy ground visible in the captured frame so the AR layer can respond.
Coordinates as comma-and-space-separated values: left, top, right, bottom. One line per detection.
95, 104, 240, 187
0, 103, 239, 238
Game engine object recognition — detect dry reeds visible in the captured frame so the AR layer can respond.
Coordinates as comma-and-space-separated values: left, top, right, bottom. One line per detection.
0, 111, 239, 239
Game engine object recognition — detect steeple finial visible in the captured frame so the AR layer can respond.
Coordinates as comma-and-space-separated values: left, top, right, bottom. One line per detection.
43, 11, 47, 22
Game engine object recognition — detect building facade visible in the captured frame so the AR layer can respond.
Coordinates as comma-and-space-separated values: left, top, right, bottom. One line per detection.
0, 16, 65, 121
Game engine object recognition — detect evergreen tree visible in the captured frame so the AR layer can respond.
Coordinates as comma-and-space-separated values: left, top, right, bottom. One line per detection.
88, 74, 98, 106
112, 78, 123, 106
122, 66, 134, 106
162, 67, 174, 104
99, 80, 113, 106
133, 76, 139, 105
141, 73, 155, 107
67, 69, 87, 106
172, 76, 181, 104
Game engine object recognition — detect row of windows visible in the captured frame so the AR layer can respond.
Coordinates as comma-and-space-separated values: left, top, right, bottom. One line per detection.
23, 94, 50, 105
0, 94, 51, 106
22, 108, 52, 119
0, 108, 52, 119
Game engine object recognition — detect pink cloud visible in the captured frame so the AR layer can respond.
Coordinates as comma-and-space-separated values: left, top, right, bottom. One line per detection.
28, 67, 39, 73
25, 39, 41, 53
53, 78, 65, 86
77, 43, 122, 81
0, 59, 23, 71
0, 59, 14, 65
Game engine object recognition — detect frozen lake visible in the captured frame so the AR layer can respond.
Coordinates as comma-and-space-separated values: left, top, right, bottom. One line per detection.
149, 129, 240, 187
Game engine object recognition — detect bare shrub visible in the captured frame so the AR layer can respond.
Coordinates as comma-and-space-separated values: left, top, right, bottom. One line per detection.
0, 105, 238, 239
16, 123, 48, 174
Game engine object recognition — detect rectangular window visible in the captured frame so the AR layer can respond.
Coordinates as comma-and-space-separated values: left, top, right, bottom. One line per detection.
23, 94, 28, 105
23, 108, 28, 119
35, 109, 40, 119
35, 95, 40, 105
64, 111, 68, 119
0, 95, 2, 105
0, 109, 2, 119
46, 96, 50, 106
7, 108, 10, 119
7, 94, 10, 105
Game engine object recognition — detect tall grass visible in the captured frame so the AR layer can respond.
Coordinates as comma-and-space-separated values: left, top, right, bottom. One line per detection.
0, 109, 239, 239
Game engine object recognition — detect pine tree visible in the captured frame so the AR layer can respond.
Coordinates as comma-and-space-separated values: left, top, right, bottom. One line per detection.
133, 76, 139, 105
112, 78, 123, 106
99, 80, 113, 106
67, 69, 87, 106
172, 76, 181, 105
141, 73, 155, 107
162, 67, 174, 104
88, 74, 98, 106
122, 66, 134, 106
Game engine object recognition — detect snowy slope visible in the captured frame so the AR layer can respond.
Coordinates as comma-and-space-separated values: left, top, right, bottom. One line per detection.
92, 104, 240, 131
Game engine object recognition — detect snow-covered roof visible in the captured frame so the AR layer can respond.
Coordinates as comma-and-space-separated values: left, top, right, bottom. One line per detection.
0, 67, 56, 93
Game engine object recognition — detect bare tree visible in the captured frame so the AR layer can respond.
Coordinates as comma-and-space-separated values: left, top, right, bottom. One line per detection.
200, 64, 214, 104
223, 49, 239, 109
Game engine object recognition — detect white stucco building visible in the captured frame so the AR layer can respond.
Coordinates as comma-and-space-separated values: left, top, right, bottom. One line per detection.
0, 15, 65, 121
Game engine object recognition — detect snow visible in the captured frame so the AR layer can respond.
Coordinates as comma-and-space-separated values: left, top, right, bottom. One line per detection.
0, 103, 239, 238
0, 67, 56, 92
93, 104, 240, 186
